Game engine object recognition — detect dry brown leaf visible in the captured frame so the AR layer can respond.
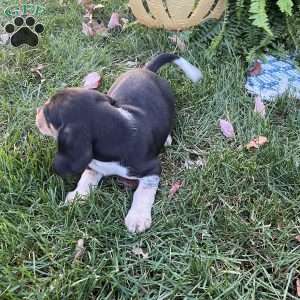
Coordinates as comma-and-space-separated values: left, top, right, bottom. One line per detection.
82, 20, 108, 37
132, 247, 149, 258
93, 4, 104, 10
82, 22, 94, 37
248, 61, 262, 76
125, 61, 138, 68
84, 3, 104, 15
245, 136, 268, 150
31, 64, 46, 82
219, 119, 235, 139
108, 12, 122, 29
168, 35, 186, 51
91, 20, 108, 36
78, 0, 92, 7
254, 95, 266, 118
73, 239, 85, 263
169, 180, 184, 198
296, 278, 300, 297
121, 17, 129, 25
83, 11, 93, 23
184, 159, 205, 170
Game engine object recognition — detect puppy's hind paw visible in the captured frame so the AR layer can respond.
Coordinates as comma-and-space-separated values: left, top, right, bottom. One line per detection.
125, 210, 152, 233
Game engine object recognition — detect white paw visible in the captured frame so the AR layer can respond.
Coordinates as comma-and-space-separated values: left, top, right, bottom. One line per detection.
125, 209, 152, 233
65, 190, 86, 204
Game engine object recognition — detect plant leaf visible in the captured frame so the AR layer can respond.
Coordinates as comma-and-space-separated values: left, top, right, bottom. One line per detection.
83, 72, 101, 89
219, 119, 235, 138
277, 0, 293, 16
249, 0, 272, 35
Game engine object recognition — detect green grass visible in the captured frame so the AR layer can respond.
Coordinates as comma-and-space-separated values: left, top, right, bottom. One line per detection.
1, 0, 300, 299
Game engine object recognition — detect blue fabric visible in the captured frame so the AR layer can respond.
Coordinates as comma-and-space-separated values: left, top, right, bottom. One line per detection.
245, 55, 300, 101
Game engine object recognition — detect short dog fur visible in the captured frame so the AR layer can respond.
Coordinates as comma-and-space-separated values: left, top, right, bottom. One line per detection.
36, 53, 202, 233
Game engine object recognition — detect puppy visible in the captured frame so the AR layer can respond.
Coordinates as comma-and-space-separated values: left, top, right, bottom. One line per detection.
36, 53, 202, 233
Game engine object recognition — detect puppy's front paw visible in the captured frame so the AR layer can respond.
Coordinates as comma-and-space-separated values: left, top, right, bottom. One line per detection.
65, 190, 85, 204
125, 209, 152, 233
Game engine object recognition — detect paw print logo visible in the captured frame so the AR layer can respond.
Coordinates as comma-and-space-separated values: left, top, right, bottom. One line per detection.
5, 16, 44, 47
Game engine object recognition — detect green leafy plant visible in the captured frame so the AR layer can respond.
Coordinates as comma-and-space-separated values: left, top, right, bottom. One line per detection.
190, 0, 300, 61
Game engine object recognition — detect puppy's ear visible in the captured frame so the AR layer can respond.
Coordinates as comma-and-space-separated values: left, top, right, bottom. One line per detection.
53, 124, 93, 176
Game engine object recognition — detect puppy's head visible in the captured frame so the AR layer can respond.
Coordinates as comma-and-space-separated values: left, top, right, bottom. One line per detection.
36, 88, 109, 176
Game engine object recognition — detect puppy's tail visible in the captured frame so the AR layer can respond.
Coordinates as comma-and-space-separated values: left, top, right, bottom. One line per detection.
144, 53, 203, 83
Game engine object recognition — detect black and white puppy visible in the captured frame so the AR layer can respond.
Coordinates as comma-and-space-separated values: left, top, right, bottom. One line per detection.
36, 53, 202, 233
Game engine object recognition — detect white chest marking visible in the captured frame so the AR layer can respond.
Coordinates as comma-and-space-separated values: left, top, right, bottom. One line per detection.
88, 159, 135, 178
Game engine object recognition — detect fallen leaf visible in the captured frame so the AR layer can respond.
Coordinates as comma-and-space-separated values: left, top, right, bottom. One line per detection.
168, 35, 186, 51
83, 71, 101, 89
169, 180, 184, 198
219, 119, 235, 139
248, 61, 262, 76
92, 4, 104, 10
254, 95, 266, 118
82, 22, 95, 37
125, 61, 138, 68
82, 20, 108, 37
92, 20, 108, 36
296, 278, 300, 297
79, 0, 103, 10
121, 17, 129, 25
78, 0, 92, 7
73, 239, 85, 263
31, 64, 46, 80
245, 136, 268, 150
108, 12, 122, 29
295, 235, 300, 242
184, 159, 205, 170
132, 247, 149, 258
83, 10, 93, 23
84, 3, 104, 17
0, 33, 10, 45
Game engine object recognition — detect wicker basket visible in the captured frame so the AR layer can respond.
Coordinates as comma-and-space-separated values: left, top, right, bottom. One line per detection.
129, 0, 225, 30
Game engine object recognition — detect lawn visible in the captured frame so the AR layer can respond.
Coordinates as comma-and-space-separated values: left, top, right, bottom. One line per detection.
1, 0, 300, 299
